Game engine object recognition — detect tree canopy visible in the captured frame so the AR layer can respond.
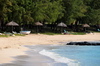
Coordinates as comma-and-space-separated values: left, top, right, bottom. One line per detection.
0, 0, 100, 26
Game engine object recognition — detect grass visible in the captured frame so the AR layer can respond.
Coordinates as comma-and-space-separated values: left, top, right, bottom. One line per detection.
70, 32, 86, 35
0, 35, 9, 37
14, 34, 25, 36
41, 32, 86, 35
41, 32, 61, 35
0, 32, 89, 37
94, 31, 100, 33
0, 34, 25, 37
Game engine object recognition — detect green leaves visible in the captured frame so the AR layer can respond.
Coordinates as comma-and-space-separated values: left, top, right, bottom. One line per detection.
0, 0, 100, 25
33, 0, 64, 23
0, 0, 12, 22
62, 0, 87, 24
81, 0, 100, 24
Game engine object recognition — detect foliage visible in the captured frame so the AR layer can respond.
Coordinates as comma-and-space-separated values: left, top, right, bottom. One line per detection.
62, 0, 87, 24
33, 0, 64, 23
0, 0, 12, 22
81, 0, 100, 24
0, 0, 100, 27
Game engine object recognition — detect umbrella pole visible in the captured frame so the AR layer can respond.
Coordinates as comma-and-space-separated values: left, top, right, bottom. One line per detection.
12, 26, 13, 33
37, 26, 38, 33
61, 27, 62, 33
84, 27, 86, 32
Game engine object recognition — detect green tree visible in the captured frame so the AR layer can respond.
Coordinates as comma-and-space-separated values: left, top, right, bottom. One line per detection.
32, 0, 48, 22
8, 0, 34, 25
62, 0, 87, 24
81, 0, 100, 25
32, 0, 64, 24
45, 0, 64, 23
0, 0, 12, 22
0, 0, 12, 30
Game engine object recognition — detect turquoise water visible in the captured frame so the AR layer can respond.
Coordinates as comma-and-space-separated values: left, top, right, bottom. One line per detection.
48, 45, 100, 66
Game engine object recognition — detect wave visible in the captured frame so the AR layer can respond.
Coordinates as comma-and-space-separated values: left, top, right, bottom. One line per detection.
39, 49, 80, 66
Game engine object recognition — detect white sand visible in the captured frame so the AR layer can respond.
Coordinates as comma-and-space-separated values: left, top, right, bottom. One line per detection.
0, 33, 100, 64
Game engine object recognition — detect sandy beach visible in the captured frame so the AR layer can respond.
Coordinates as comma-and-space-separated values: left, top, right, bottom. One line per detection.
0, 33, 100, 65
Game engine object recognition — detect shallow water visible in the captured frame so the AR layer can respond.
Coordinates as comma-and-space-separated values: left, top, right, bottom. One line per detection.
44, 45, 100, 66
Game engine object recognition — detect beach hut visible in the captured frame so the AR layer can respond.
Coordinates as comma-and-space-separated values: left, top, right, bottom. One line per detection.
57, 22, 67, 33
6, 21, 19, 32
35, 22, 43, 33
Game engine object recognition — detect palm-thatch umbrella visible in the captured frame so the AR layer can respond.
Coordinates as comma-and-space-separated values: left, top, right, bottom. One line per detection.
82, 24, 90, 27
35, 22, 43, 33
57, 22, 67, 33
57, 22, 67, 27
35, 22, 43, 26
82, 24, 90, 31
6, 21, 19, 32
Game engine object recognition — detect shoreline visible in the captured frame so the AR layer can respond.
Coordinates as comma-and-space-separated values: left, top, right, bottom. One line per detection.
0, 33, 100, 64
1, 44, 68, 66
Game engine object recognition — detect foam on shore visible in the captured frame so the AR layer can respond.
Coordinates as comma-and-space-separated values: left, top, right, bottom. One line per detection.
39, 49, 80, 66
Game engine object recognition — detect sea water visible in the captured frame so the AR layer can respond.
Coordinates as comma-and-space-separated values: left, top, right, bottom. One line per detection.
39, 45, 100, 66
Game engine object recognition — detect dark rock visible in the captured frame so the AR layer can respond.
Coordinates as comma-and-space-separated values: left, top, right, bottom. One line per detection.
67, 41, 100, 46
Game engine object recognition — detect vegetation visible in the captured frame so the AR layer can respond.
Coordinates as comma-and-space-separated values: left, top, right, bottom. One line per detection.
0, 35, 9, 37
14, 34, 25, 36
41, 32, 61, 35
0, 0, 100, 33
70, 32, 86, 35
0, 34, 25, 37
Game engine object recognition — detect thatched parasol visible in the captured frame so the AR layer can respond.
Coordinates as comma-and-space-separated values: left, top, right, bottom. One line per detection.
35, 22, 43, 26
57, 22, 67, 27
6, 21, 19, 32
82, 24, 90, 27
6, 21, 19, 26
57, 22, 67, 33
82, 24, 90, 32
35, 22, 43, 33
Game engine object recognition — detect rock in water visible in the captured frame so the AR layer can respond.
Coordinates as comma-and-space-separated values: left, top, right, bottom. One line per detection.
67, 41, 100, 46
